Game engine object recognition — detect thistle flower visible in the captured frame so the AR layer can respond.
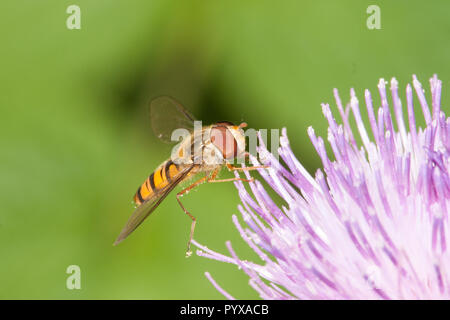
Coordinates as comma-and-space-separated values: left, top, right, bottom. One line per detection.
192, 75, 450, 300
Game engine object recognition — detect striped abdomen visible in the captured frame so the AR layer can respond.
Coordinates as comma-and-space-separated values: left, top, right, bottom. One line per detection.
133, 160, 181, 206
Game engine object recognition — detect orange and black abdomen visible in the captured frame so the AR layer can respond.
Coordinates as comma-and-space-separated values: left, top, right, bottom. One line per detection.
133, 160, 181, 206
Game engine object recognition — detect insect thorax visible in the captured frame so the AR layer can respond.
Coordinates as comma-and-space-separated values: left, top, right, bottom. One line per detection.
170, 128, 226, 167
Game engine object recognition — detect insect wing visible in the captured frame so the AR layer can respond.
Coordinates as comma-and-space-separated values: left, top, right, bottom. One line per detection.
150, 96, 196, 143
114, 165, 194, 245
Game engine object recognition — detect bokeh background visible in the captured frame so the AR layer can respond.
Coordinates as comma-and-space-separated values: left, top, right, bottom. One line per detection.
0, 0, 449, 299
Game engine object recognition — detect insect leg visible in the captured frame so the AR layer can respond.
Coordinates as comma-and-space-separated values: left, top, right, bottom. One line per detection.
176, 176, 208, 258
177, 167, 256, 257
226, 163, 268, 171
227, 152, 269, 171
208, 176, 254, 183
207, 167, 254, 183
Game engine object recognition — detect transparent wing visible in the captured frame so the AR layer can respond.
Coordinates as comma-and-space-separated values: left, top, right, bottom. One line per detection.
150, 96, 196, 143
113, 165, 194, 245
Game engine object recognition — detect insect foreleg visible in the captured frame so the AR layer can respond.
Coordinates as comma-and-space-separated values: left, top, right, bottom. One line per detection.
226, 163, 268, 171
207, 167, 254, 183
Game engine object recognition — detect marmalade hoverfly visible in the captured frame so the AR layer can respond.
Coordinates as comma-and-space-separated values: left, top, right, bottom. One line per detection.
114, 96, 265, 256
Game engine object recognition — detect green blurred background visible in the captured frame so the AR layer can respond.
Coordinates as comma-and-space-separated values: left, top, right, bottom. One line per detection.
0, 0, 449, 299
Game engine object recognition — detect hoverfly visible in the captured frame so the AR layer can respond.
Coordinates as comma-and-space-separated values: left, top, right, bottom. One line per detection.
114, 96, 265, 256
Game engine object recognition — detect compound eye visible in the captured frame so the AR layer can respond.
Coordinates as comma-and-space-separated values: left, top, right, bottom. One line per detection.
210, 126, 237, 160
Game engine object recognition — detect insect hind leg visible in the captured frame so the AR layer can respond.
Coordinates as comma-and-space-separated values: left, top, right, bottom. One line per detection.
176, 167, 256, 257
176, 176, 207, 257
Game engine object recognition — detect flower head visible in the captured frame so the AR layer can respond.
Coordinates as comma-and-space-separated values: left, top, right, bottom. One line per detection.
193, 75, 450, 299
